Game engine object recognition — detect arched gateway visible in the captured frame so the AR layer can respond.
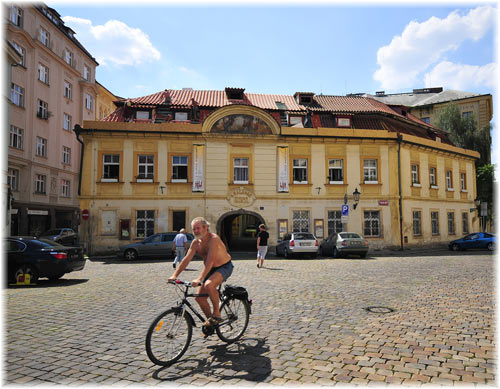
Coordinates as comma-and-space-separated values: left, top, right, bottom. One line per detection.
217, 210, 265, 252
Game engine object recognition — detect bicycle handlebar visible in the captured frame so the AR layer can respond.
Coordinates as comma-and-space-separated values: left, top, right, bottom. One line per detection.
168, 279, 202, 287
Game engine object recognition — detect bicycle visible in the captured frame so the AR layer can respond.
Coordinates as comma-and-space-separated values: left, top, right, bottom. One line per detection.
145, 279, 252, 366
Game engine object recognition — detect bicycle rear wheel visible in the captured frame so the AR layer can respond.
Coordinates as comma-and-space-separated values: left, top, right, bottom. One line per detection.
145, 308, 192, 366
216, 298, 250, 343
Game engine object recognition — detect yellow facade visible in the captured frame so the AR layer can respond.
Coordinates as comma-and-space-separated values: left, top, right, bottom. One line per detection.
78, 105, 479, 254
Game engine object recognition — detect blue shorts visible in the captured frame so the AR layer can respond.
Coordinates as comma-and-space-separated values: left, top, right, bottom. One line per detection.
204, 261, 234, 282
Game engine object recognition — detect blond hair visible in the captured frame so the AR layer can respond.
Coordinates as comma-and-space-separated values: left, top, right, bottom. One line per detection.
191, 216, 210, 229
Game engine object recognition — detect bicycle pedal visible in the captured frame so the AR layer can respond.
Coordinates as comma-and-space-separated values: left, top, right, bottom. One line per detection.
202, 324, 215, 337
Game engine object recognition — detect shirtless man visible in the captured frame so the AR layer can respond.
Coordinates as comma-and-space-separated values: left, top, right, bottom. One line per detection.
168, 217, 233, 326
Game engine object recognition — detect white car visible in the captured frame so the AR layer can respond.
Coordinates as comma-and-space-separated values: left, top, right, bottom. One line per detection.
276, 232, 319, 259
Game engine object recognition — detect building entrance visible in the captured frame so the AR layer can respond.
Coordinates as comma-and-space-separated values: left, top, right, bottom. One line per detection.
217, 211, 265, 252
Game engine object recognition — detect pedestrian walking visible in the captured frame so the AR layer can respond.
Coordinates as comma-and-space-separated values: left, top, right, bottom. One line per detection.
256, 224, 269, 268
172, 228, 188, 269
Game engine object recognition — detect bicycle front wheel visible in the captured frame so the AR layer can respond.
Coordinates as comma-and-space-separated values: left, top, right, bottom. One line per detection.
216, 298, 250, 343
145, 308, 192, 366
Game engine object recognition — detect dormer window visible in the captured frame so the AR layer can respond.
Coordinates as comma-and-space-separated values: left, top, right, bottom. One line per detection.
336, 116, 352, 128
225, 87, 245, 100
136, 111, 150, 120
294, 92, 315, 105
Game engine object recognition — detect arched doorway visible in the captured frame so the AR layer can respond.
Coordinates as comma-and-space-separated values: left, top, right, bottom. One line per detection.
217, 210, 265, 252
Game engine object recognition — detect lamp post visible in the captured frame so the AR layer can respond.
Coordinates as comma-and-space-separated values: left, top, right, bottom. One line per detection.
353, 188, 360, 209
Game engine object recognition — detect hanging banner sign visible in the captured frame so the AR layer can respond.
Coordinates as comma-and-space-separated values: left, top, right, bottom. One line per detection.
192, 144, 205, 192
277, 146, 289, 192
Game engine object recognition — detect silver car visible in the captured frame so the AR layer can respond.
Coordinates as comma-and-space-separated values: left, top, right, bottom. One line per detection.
319, 232, 369, 258
276, 232, 318, 259
118, 232, 194, 260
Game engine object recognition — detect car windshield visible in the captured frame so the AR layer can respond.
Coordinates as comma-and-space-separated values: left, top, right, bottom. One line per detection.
339, 233, 362, 239
41, 229, 62, 235
294, 233, 315, 240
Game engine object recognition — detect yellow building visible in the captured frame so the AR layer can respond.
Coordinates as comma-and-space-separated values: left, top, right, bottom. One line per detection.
77, 88, 480, 255
96, 81, 120, 120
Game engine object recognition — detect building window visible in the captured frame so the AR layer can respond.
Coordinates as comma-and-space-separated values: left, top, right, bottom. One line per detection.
10, 83, 24, 107
64, 49, 73, 66
292, 210, 310, 232
62, 146, 71, 165
289, 116, 303, 126
64, 81, 72, 99
136, 111, 150, 120
85, 94, 93, 110
462, 212, 469, 235
429, 167, 437, 187
38, 63, 49, 84
84, 65, 91, 81
363, 159, 378, 183
431, 211, 440, 235
9, 125, 24, 149
7, 168, 19, 191
102, 154, 120, 181
462, 111, 473, 119
446, 170, 453, 190
293, 158, 308, 183
460, 172, 467, 191
61, 179, 71, 198
337, 117, 351, 127
9, 5, 23, 27
327, 210, 342, 235
172, 156, 188, 182
234, 158, 249, 184
136, 210, 155, 238
421, 117, 430, 124
412, 211, 422, 236
411, 164, 420, 185
40, 27, 50, 48
364, 210, 381, 237
12, 42, 25, 66
63, 113, 72, 131
328, 159, 343, 183
36, 137, 47, 157
175, 112, 188, 121
37, 99, 49, 119
138, 155, 154, 180
35, 174, 46, 194
447, 212, 455, 235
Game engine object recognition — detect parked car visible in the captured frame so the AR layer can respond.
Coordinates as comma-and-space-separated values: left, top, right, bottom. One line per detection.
5, 236, 86, 284
39, 228, 79, 246
118, 232, 195, 260
320, 232, 369, 258
275, 232, 318, 258
448, 232, 496, 251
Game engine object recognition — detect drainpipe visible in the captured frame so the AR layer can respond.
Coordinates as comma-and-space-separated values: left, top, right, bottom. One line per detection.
397, 134, 404, 250
74, 124, 84, 196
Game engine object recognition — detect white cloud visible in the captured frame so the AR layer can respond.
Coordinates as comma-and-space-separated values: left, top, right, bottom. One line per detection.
62, 16, 161, 67
374, 5, 496, 91
424, 61, 497, 90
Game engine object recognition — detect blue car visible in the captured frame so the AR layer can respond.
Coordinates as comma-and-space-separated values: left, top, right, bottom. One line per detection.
448, 232, 495, 251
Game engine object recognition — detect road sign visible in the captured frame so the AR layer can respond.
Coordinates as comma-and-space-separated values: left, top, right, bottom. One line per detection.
82, 209, 89, 220
341, 215, 348, 224
342, 204, 349, 216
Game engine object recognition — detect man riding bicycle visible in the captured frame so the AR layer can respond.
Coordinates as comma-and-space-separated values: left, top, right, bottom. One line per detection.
168, 217, 233, 330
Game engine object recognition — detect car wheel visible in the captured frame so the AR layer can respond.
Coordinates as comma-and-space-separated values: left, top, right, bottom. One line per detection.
487, 242, 495, 251
49, 272, 65, 281
284, 248, 291, 259
333, 247, 339, 258
124, 249, 138, 260
14, 266, 39, 284
451, 244, 460, 251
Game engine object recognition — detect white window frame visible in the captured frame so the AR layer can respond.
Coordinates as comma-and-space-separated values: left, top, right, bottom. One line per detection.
462, 212, 469, 235
102, 154, 120, 182
429, 167, 437, 188
84, 65, 91, 81
38, 63, 49, 84
8, 168, 19, 191
136, 111, 149, 120
63, 113, 72, 131
61, 179, 71, 198
411, 164, 420, 186
40, 27, 50, 48
172, 156, 188, 182
431, 211, 440, 235
64, 49, 73, 66
10, 83, 24, 107
9, 125, 24, 149
12, 42, 25, 66
85, 93, 93, 110
327, 210, 342, 235
35, 174, 46, 194
136, 210, 155, 238
62, 146, 71, 165
292, 210, 310, 233
328, 159, 344, 184
460, 172, 467, 192
37, 99, 48, 119
9, 5, 23, 27
412, 211, 422, 236
233, 158, 249, 184
36, 137, 47, 157
447, 212, 455, 235
175, 112, 188, 121
446, 170, 453, 191
363, 159, 378, 184
293, 158, 308, 184
364, 210, 381, 237
137, 155, 154, 181
64, 81, 72, 99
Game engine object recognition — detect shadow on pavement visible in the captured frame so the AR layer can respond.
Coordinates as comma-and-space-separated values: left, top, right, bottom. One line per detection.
7, 279, 89, 288
152, 337, 271, 382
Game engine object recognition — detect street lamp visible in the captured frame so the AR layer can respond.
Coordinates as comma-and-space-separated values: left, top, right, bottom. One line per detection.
353, 188, 361, 209
474, 198, 481, 207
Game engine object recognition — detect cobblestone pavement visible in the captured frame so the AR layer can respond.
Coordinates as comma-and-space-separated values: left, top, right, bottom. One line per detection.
4, 252, 496, 386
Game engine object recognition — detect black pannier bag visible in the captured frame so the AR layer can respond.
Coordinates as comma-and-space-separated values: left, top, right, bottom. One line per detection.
223, 284, 249, 301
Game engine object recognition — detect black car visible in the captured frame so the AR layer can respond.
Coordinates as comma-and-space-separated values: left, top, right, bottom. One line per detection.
39, 228, 79, 246
6, 237, 86, 284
